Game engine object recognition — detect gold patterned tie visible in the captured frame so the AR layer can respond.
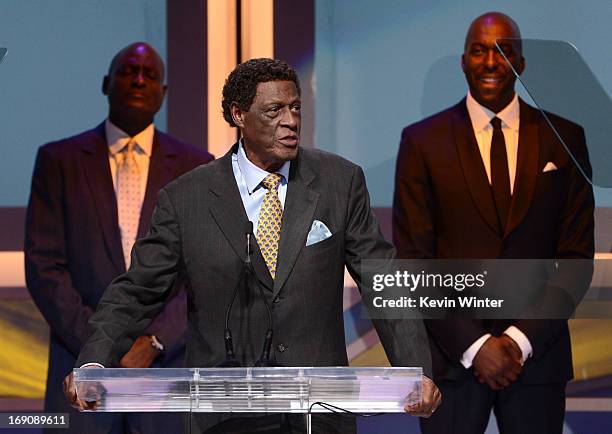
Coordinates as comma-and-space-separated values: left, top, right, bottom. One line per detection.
256, 173, 283, 278
117, 140, 141, 269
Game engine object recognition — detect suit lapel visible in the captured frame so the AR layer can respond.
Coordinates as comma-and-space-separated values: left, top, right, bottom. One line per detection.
505, 100, 540, 237
273, 152, 319, 298
452, 101, 502, 235
209, 145, 274, 291
137, 131, 177, 238
80, 123, 125, 273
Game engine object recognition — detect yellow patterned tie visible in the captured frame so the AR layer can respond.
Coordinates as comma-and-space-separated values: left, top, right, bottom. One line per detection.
117, 140, 141, 269
256, 173, 283, 278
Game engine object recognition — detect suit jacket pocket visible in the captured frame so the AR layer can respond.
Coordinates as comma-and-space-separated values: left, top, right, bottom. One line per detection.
301, 232, 340, 257
534, 167, 568, 211
537, 166, 567, 191
539, 165, 566, 178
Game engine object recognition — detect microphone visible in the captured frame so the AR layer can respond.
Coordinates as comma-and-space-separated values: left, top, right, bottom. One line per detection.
245, 221, 253, 263
253, 271, 275, 366
243, 224, 277, 368
254, 327, 275, 367
217, 221, 279, 368
216, 222, 253, 368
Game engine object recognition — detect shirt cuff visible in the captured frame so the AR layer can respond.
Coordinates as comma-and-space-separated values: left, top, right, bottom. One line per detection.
149, 334, 165, 352
79, 363, 105, 368
460, 333, 491, 368
504, 326, 532, 364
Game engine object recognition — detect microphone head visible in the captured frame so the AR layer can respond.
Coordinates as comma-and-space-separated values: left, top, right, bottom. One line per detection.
245, 221, 254, 261
254, 329, 275, 367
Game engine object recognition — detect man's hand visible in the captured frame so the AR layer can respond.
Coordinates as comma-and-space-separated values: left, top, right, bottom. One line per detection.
63, 370, 100, 411
473, 336, 522, 390
499, 334, 522, 362
405, 376, 442, 417
119, 335, 161, 368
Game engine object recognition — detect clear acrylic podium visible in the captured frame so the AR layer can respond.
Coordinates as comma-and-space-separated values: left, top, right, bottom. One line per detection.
75, 367, 422, 432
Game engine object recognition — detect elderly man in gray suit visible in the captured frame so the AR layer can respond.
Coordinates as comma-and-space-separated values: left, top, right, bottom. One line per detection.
64, 58, 440, 433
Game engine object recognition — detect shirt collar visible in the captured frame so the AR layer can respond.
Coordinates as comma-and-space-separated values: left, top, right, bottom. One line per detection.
466, 91, 520, 131
237, 140, 290, 194
105, 118, 154, 156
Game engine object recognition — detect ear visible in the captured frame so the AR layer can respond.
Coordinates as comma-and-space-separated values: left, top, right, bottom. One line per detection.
102, 75, 110, 96
230, 102, 245, 128
162, 84, 168, 98
461, 54, 466, 73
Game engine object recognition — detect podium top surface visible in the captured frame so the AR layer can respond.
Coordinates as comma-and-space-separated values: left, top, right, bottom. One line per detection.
75, 366, 422, 380
74, 367, 423, 414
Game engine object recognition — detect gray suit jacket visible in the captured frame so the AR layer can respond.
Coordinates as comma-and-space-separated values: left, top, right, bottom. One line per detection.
77, 144, 431, 431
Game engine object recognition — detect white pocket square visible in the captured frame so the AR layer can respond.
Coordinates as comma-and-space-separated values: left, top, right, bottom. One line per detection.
306, 220, 332, 246
543, 162, 558, 172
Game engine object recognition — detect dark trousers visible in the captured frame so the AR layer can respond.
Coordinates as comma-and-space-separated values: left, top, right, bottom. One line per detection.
188, 414, 356, 434
420, 378, 566, 434
200, 414, 304, 433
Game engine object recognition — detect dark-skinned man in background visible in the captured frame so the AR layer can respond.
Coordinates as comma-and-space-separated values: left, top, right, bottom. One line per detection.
25, 42, 213, 434
64, 58, 441, 433
393, 12, 594, 434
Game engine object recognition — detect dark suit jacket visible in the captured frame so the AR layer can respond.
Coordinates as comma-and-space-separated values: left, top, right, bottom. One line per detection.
393, 99, 594, 384
25, 123, 213, 432
76, 144, 432, 432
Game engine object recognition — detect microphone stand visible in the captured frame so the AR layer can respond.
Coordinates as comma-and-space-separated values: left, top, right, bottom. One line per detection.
216, 222, 253, 368
217, 221, 279, 368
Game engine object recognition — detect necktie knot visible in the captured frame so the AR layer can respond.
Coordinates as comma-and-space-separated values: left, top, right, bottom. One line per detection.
121, 139, 137, 154
490, 117, 503, 130
262, 173, 282, 191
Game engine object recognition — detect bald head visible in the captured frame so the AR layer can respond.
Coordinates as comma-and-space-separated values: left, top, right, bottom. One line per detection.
465, 12, 522, 53
108, 42, 165, 81
461, 12, 525, 113
102, 42, 167, 136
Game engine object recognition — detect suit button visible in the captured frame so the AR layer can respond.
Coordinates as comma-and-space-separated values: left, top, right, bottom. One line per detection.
277, 343, 287, 352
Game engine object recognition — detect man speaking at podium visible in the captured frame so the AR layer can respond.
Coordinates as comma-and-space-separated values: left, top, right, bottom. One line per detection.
65, 58, 441, 433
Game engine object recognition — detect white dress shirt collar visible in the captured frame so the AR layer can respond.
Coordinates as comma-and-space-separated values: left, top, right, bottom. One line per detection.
105, 119, 154, 156
236, 140, 290, 194
466, 91, 520, 132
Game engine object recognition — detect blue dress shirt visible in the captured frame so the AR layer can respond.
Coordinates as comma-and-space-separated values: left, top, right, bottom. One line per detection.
231, 142, 290, 236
